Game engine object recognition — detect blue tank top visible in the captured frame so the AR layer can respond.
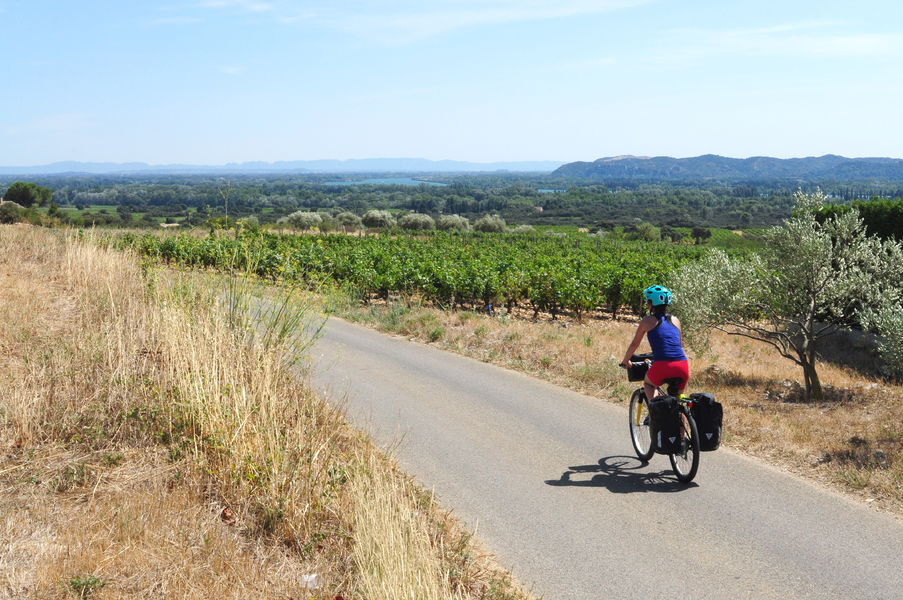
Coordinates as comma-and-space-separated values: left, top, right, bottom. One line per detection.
647, 314, 687, 361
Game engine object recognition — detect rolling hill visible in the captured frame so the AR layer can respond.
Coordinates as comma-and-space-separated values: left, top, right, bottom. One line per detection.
551, 154, 903, 181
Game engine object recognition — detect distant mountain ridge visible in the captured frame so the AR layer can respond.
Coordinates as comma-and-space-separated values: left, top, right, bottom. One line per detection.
552, 154, 903, 181
0, 158, 563, 176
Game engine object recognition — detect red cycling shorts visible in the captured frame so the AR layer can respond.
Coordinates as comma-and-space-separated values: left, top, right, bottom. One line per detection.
646, 359, 690, 391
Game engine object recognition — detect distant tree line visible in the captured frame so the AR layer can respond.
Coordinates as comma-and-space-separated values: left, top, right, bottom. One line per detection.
816, 198, 903, 239
2, 174, 901, 231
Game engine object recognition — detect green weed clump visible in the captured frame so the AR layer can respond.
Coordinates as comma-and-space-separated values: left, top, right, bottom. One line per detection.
67, 574, 105, 599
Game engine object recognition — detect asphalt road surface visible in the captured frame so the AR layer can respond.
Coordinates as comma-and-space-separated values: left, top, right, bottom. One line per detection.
309, 317, 903, 600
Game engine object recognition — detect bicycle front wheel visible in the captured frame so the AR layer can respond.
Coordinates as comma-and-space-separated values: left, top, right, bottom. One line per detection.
628, 388, 654, 462
670, 409, 700, 483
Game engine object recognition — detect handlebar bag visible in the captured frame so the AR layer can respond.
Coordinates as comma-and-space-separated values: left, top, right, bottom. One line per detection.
690, 393, 723, 451
627, 355, 651, 382
648, 396, 682, 454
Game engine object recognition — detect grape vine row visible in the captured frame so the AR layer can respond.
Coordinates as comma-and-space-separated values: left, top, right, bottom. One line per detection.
120, 231, 708, 318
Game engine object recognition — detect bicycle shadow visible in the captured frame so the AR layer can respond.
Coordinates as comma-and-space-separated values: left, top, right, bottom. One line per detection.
544, 455, 699, 493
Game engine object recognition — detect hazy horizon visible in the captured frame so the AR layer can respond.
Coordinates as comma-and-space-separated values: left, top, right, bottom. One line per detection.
3, 1, 902, 165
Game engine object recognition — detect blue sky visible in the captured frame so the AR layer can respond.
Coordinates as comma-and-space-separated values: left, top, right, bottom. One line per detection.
2, 0, 902, 165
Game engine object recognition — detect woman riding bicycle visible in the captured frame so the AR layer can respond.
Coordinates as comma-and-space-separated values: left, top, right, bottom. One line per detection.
620, 285, 689, 402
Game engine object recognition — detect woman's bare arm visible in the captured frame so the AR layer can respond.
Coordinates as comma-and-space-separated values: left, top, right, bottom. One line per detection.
621, 316, 656, 367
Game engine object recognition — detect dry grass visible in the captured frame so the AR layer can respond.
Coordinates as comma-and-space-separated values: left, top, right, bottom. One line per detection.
350, 453, 465, 600
335, 298, 903, 515
2, 450, 309, 599
0, 225, 529, 600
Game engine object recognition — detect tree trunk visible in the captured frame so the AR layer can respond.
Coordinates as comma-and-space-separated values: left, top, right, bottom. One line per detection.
801, 357, 824, 402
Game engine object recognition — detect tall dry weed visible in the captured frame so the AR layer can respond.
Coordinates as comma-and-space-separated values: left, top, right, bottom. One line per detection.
1, 226, 526, 599
351, 453, 466, 600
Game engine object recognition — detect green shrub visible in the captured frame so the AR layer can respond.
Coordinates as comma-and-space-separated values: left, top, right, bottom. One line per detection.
0, 202, 25, 224
67, 574, 106, 598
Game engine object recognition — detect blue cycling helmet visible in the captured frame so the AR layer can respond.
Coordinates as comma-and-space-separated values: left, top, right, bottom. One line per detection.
643, 285, 672, 306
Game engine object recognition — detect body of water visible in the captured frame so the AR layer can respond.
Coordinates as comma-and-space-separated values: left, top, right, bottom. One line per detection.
322, 177, 448, 187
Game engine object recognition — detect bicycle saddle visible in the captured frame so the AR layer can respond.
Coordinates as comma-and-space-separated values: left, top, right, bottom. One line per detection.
662, 377, 685, 396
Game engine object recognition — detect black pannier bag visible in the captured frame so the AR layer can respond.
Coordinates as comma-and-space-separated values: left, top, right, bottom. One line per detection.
627, 354, 651, 382
648, 396, 682, 454
690, 393, 723, 451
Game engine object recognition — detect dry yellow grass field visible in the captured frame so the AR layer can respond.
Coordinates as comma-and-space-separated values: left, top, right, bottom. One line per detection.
0, 226, 526, 600
335, 299, 903, 515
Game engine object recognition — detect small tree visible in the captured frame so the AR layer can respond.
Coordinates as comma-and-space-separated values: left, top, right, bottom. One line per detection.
398, 213, 435, 231
4, 181, 52, 208
691, 226, 712, 245
673, 190, 903, 401
362, 209, 396, 229
281, 210, 322, 231
336, 211, 363, 231
317, 211, 337, 233
660, 225, 684, 243
473, 214, 506, 233
436, 214, 470, 231
626, 221, 660, 242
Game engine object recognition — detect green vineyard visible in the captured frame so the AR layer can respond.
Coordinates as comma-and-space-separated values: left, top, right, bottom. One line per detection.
120, 230, 709, 319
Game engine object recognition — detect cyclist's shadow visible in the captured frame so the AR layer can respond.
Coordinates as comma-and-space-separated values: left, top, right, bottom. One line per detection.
545, 455, 698, 493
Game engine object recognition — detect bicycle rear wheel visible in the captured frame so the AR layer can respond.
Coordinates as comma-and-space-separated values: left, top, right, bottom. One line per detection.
628, 388, 654, 461
670, 409, 700, 483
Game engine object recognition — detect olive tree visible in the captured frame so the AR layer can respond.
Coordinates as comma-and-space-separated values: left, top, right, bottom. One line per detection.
436, 214, 470, 231
473, 214, 506, 233
860, 306, 903, 378
336, 211, 363, 231
398, 213, 435, 231
672, 190, 903, 401
362, 209, 396, 229
280, 210, 322, 231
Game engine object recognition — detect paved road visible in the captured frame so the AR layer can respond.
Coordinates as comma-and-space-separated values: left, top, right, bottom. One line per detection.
309, 318, 903, 600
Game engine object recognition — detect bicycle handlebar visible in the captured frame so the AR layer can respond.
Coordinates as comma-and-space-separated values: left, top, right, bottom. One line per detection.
622, 352, 653, 368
